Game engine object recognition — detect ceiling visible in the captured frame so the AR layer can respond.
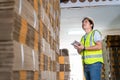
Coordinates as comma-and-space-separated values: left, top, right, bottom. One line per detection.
60, 5, 120, 55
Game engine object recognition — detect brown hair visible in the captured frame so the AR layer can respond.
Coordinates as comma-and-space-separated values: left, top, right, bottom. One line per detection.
82, 17, 94, 29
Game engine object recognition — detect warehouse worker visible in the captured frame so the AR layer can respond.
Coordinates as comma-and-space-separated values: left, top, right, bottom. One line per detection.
74, 17, 104, 80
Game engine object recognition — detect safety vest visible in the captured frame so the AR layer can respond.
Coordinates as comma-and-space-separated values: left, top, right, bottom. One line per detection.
80, 30, 103, 64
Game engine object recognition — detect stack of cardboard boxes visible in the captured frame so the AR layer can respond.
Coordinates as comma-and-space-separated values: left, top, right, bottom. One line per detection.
59, 49, 71, 80
0, 0, 60, 80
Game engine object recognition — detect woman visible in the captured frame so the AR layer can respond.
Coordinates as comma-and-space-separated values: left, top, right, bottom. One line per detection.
74, 17, 104, 80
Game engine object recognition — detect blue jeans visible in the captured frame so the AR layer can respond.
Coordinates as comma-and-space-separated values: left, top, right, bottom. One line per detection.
84, 62, 102, 80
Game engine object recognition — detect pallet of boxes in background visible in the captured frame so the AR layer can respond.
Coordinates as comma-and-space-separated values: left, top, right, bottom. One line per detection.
102, 35, 120, 80
0, 0, 60, 80
58, 49, 71, 80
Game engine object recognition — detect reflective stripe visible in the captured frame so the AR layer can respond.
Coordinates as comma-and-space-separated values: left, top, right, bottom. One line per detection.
90, 34, 93, 46
84, 31, 94, 46
82, 54, 103, 59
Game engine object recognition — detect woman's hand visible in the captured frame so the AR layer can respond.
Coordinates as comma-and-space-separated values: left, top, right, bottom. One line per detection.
74, 44, 85, 53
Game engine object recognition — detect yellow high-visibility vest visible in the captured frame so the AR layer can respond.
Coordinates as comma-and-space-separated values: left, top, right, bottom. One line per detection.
80, 30, 103, 64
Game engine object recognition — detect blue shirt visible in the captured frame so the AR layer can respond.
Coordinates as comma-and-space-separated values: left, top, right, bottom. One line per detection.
94, 30, 102, 42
